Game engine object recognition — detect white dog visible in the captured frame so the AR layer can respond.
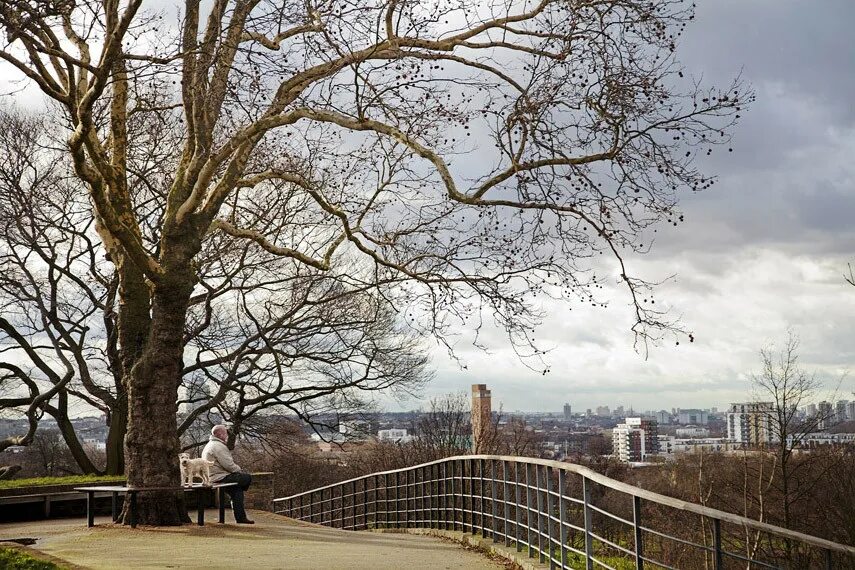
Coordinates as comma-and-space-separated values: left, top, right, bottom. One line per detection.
178, 452, 214, 486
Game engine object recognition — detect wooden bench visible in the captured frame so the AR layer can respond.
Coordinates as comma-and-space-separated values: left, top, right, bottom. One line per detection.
74, 483, 239, 528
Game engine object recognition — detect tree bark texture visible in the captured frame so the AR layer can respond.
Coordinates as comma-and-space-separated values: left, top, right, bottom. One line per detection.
121, 266, 194, 525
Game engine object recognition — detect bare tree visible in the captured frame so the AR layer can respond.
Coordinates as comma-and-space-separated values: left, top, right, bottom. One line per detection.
751, 332, 840, 534
0, 0, 748, 525
0, 105, 429, 470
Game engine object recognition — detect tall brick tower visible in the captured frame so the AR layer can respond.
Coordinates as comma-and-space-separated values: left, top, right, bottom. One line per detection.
471, 384, 492, 453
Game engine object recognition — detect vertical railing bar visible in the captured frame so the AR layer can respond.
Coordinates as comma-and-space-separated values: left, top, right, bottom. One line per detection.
526, 463, 535, 559
712, 517, 723, 570
451, 459, 457, 531
442, 461, 448, 530
310, 490, 315, 524
633, 495, 644, 570
546, 466, 555, 570
373, 475, 378, 529
559, 469, 568, 570
502, 460, 511, 548
462, 459, 469, 533
404, 468, 409, 529
537, 464, 545, 563
394, 471, 400, 529
350, 480, 356, 530
583, 476, 593, 570
515, 462, 523, 553
480, 458, 487, 538
491, 460, 499, 543
825, 548, 833, 570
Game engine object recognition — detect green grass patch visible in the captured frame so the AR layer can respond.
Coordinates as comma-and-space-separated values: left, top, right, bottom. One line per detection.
0, 474, 125, 490
0, 547, 66, 570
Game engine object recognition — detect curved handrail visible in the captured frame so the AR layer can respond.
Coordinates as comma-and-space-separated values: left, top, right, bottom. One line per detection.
274, 454, 855, 557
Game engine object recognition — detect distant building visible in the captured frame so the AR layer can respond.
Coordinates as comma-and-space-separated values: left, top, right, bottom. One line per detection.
596, 406, 610, 417
613, 418, 659, 462
805, 403, 818, 417
563, 403, 572, 421
377, 428, 413, 443
847, 401, 855, 422
836, 400, 849, 423
659, 436, 738, 456
818, 401, 834, 429
471, 384, 492, 452
676, 409, 708, 425
654, 410, 671, 425
676, 426, 710, 438
727, 402, 777, 446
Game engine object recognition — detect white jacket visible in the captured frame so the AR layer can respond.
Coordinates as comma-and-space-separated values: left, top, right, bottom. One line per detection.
202, 435, 242, 482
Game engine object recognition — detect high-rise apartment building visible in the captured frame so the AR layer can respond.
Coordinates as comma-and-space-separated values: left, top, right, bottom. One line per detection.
613, 417, 659, 462
847, 401, 855, 422
563, 402, 572, 421
677, 409, 709, 425
596, 406, 610, 417
727, 402, 777, 446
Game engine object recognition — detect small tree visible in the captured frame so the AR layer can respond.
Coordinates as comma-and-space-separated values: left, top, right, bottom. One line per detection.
751, 332, 840, 532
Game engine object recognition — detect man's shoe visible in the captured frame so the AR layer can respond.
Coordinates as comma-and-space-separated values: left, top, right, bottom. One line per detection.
236, 519, 255, 524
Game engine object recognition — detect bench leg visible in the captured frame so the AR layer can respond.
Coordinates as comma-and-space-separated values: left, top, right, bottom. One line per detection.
130, 491, 138, 528
219, 488, 226, 524
111, 492, 119, 522
87, 492, 95, 528
44, 495, 51, 519
198, 492, 205, 526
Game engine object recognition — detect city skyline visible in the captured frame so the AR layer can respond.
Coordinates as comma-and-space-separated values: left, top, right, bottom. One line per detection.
385, 0, 855, 412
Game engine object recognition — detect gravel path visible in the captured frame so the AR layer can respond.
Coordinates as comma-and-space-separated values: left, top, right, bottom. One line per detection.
0, 510, 505, 570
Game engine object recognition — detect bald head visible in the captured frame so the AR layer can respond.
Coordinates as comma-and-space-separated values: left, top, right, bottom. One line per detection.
212, 425, 228, 441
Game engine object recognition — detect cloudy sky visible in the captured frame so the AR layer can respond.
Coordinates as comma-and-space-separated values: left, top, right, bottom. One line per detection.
1, 1, 852, 417
396, 0, 855, 413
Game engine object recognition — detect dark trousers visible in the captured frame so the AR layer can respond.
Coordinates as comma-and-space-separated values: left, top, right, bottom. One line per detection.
218, 472, 252, 521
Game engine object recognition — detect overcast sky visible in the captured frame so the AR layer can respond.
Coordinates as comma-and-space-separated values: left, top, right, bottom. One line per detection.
395, 0, 855, 413
2, 1, 853, 417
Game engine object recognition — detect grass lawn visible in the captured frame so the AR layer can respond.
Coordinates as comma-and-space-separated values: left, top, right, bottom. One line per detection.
0, 474, 125, 490
0, 547, 66, 570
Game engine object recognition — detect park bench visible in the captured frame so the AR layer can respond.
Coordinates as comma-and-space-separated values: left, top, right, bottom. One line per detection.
74, 483, 238, 528
0, 491, 93, 518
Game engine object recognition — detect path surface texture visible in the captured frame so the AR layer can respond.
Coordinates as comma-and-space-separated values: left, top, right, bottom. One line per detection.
0, 510, 505, 570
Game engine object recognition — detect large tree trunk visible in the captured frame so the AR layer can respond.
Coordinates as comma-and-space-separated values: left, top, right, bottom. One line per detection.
121, 263, 195, 525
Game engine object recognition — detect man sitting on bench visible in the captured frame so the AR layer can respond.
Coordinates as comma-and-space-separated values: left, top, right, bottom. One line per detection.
202, 425, 254, 524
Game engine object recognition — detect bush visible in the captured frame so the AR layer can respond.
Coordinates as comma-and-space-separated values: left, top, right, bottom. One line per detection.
0, 547, 64, 570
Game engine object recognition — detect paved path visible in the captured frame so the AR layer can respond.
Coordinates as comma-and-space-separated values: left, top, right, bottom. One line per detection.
0, 510, 505, 570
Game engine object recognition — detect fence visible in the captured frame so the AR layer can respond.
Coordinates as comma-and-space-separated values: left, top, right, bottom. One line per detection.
273, 455, 855, 569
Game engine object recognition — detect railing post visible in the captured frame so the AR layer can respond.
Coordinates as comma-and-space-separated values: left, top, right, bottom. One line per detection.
526, 463, 535, 559
442, 461, 448, 530
537, 465, 545, 564
583, 476, 593, 570
362, 479, 368, 530
384, 473, 390, 528
558, 469, 567, 570
373, 475, 378, 528
310, 490, 315, 524
515, 462, 523, 553
546, 466, 555, 569
633, 495, 644, 569
394, 471, 400, 528
462, 459, 469, 533
502, 460, 511, 548
491, 460, 499, 543
712, 517, 723, 570
350, 480, 356, 530
825, 548, 834, 570
480, 458, 487, 538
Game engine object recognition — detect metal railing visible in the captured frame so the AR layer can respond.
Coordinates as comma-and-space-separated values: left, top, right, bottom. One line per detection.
273, 455, 855, 569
